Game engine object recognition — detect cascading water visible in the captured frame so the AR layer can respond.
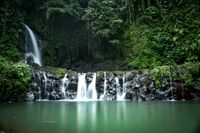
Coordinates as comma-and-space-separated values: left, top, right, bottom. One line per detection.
88, 73, 97, 100
169, 67, 175, 101
61, 74, 68, 99
116, 75, 127, 101
121, 73, 127, 100
76, 73, 97, 100
115, 77, 121, 100
29, 69, 194, 101
24, 24, 42, 66
135, 71, 140, 88
100, 72, 107, 100
103, 72, 107, 95
76, 73, 87, 100
42, 72, 48, 99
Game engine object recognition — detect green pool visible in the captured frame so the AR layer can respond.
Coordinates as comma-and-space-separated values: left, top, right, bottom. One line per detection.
0, 101, 200, 133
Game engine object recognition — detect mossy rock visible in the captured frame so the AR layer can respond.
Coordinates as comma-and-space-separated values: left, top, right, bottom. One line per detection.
96, 71, 105, 77
177, 62, 200, 86
54, 68, 67, 78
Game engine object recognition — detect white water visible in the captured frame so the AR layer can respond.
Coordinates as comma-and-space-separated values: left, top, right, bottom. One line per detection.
116, 74, 127, 101
88, 73, 97, 100
43, 72, 48, 99
135, 71, 140, 88
38, 85, 42, 99
121, 73, 127, 100
61, 74, 68, 99
76, 73, 97, 100
100, 72, 107, 100
24, 24, 42, 66
76, 73, 87, 100
115, 77, 121, 100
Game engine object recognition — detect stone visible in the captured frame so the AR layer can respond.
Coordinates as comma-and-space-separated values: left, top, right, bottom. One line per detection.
27, 68, 200, 101
26, 92, 34, 101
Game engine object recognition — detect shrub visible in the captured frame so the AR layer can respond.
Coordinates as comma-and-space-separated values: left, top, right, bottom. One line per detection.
0, 57, 31, 102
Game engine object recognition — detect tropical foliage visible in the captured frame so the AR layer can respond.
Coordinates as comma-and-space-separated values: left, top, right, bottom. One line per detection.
0, 57, 31, 101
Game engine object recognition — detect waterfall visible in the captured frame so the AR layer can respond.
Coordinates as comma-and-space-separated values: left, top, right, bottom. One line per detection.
100, 72, 107, 100
29, 69, 194, 101
88, 73, 97, 100
121, 73, 127, 100
38, 85, 42, 100
115, 77, 121, 100
24, 24, 42, 66
43, 72, 48, 99
77, 73, 87, 100
103, 72, 107, 95
169, 67, 175, 101
76, 73, 97, 100
116, 74, 127, 101
61, 74, 68, 99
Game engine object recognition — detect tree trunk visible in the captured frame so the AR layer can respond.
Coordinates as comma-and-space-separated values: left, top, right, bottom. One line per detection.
147, 0, 151, 7
1, 1, 8, 39
141, 0, 145, 11
128, 3, 132, 24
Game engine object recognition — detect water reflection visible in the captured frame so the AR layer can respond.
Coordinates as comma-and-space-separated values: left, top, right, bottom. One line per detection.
76, 102, 97, 132
76, 102, 129, 132
0, 102, 200, 133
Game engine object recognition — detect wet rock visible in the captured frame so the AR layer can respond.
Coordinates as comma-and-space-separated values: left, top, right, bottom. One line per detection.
154, 90, 165, 100
126, 91, 134, 100
27, 69, 200, 101
26, 92, 34, 101
46, 73, 54, 79
49, 91, 57, 100
68, 81, 77, 92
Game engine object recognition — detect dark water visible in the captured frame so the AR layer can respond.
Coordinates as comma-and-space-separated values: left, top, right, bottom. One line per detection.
0, 101, 200, 133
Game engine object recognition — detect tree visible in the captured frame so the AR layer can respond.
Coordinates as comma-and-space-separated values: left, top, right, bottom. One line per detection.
40, 0, 83, 20
82, 0, 124, 43
0, 0, 23, 62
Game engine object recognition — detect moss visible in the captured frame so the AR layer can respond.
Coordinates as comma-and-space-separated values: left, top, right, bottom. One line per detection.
96, 71, 105, 78
54, 68, 67, 78
29, 63, 41, 69
178, 62, 200, 86
150, 66, 171, 86
150, 63, 200, 89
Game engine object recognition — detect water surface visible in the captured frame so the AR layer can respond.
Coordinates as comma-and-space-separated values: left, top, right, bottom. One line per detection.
0, 101, 200, 133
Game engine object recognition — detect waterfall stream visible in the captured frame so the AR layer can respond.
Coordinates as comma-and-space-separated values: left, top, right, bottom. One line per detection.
43, 72, 48, 99
88, 73, 97, 100
76, 73, 87, 100
76, 73, 97, 100
24, 24, 42, 66
116, 75, 127, 101
169, 67, 176, 101
100, 72, 107, 100
61, 74, 68, 99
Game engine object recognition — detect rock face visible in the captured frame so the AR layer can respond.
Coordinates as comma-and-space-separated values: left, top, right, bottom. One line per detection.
26, 69, 200, 101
